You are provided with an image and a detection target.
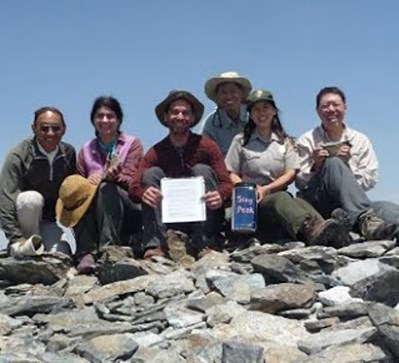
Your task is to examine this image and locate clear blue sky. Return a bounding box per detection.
[1,0,398,202]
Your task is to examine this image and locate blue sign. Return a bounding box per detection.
[232,184,257,233]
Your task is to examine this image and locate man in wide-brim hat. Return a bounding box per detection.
[200,71,252,155]
[129,90,233,260]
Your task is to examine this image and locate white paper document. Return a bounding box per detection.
[161,177,206,223]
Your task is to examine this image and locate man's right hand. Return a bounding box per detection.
[142,187,162,208]
[312,146,328,171]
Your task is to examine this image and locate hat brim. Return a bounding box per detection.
[56,183,98,228]
[205,77,252,103]
[155,91,204,128]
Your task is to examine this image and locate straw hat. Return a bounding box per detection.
[155,90,204,128]
[56,175,98,228]
[204,71,252,103]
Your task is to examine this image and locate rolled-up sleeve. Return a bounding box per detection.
[352,135,378,191]
[284,140,300,171]
[295,136,315,191]
[225,135,242,173]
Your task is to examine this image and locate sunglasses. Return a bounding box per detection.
[39,125,62,133]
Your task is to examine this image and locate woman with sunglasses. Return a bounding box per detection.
[0,106,76,257]
[70,96,143,274]
[201,71,252,156]
[225,90,347,246]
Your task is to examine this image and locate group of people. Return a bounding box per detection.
[0,71,397,274]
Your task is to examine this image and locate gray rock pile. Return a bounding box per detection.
[1,238,399,362]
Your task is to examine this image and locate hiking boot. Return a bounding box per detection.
[358,209,397,241]
[330,208,353,248]
[143,247,166,260]
[298,216,339,246]
[77,253,96,275]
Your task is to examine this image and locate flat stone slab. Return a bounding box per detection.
[297,327,377,355]
[338,240,396,258]
[250,282,315,314]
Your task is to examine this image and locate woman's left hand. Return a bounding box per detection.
[103,164,122,180]
[256,185,270,202]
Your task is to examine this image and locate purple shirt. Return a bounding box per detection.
[77,132,144,190]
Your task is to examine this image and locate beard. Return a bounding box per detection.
[169,123,190,135]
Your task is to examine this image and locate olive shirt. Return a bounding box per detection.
[200,104,248,155]
[225,130,299,186]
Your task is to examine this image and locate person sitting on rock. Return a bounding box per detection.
[56,96,143,274]
[295,86,396,241]
[200,71,252,155]
[225,89,346,246]
[0,106,76,257]
[129,90,233,260]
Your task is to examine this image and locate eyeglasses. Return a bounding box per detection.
[39,125,62,133]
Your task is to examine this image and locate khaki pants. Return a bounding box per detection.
[16,191,72,254]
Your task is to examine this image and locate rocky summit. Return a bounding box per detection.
[1,236,399,363]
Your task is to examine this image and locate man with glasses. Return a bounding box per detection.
[0,106,76,257]
[295,86,396,241]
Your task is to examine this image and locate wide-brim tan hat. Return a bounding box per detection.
[155,90,204,128]
[205,71,252,103]
[56,175,98,228]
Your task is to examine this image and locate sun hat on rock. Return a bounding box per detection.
[155,90,204,128]
[56,175,98,228]
[204,71,252,103]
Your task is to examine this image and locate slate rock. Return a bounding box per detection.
[0,255,72,285]
[186,291,226,313]
[332,259,383,286]
[0,295,74,317]
[83,274,157,304]
[297,327,377,355]
[368,303,399,359]
[75,333,139,362]
[210,273,265,303]
[293,342,387,363]
[221,340,264,363]
[337,240,396,258]
[96,257,148,285]
[318,286,363,306]
[351,266,399,306]
[250,282,315,314]
[318,302,369,320]
[279,245,338,274]
[206,301,247,327]
[251,254,310,284]
[213,311,310,347]
[146,270,195,299]
[164,303,204,329]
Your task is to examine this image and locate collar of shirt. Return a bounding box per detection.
[218,104,248,129]
[317,123,352,143]
[36,140,59,158]
[249,129,280,145]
